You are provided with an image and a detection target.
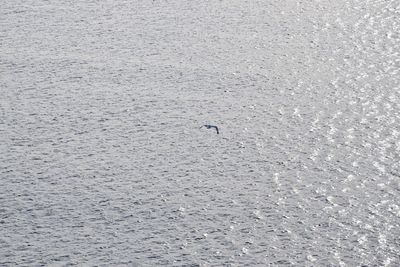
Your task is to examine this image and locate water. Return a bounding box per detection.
[1,0,399,266]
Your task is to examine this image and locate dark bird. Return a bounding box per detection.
[201,124,219,134]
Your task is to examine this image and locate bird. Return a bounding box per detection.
[201,124,219,134]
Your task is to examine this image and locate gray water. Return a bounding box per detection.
[1,0,399,266]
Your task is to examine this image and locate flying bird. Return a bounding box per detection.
[201,124,219,134]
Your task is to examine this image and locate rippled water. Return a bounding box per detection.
[1,0,399,266]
